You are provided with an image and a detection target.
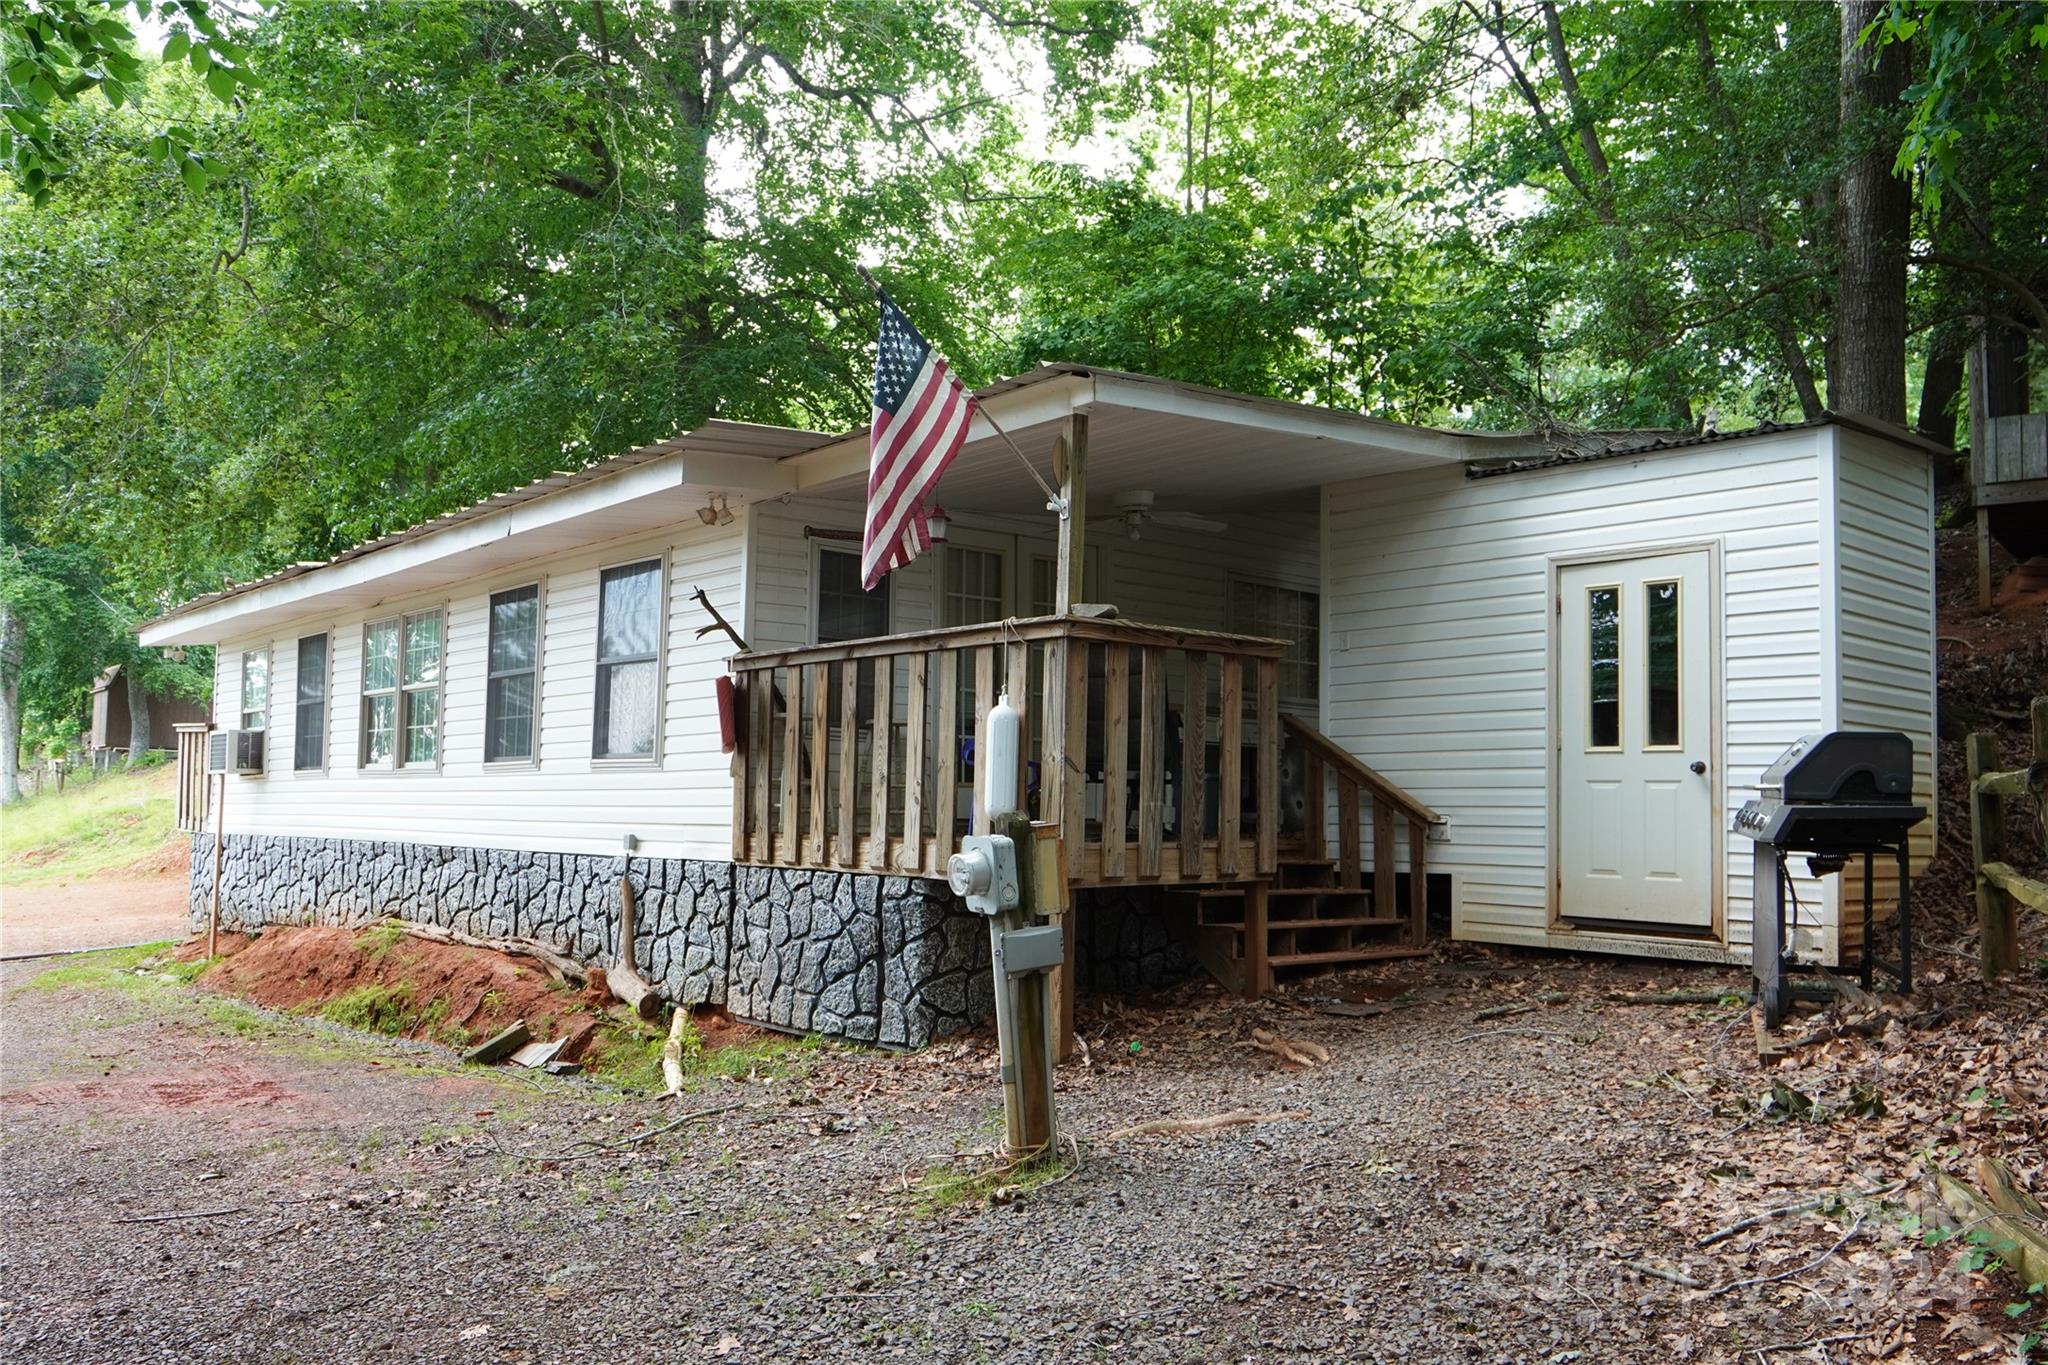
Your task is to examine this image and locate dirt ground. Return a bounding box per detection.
[0,875,190,958]
[2,937,2041,1365]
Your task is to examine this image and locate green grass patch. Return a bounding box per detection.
[1,762,181,885]
[580,1011,823,1095]
[18,941,183,997]
[910,1149,1073,1212]
[355,920,408,958]
[313,982,416,1035]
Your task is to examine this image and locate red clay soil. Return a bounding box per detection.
[195,925,613,1058]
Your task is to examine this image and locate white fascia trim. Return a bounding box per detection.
[679,451,797,495]
[140,457,689,647]
[1085,374,1476,462]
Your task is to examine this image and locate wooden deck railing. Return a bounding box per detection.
[1283,714,1444,946]
[174,722,211,833]
[729,616,1289,887]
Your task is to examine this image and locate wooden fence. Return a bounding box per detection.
[174,723,212,833]
[1966,696,2048,979]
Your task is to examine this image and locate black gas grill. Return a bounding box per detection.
[1733,732,1925,1027]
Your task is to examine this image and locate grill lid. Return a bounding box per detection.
[1758,731,1914,805]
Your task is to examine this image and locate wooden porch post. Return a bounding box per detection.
[1056,413,1088,612]
[1050,418,1085,1058]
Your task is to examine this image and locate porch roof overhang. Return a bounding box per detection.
[138,420,832,647]
[783,364,1534,513]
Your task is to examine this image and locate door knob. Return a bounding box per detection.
[1690,760,1707,775]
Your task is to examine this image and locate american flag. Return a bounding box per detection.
[863,290,975,590]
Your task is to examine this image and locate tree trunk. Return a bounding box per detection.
[1833,0,1911,422]
[125,665,153,765]
[0,602,22,804]
[1916,323,1966,448]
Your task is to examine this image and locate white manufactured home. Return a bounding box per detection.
[143,365,1940,1047]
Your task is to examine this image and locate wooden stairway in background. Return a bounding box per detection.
[1171,854,1428,997]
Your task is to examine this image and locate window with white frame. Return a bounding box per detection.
[815,545,888,643]
[239,648,270,730]
[361,611,442,767]
[1229,578,1320,710]
[485,584,541,763]
[942,544,1005,627]
[594,561,660,759]
[294,634,327,770]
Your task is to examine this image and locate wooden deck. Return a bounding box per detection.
[729,613,1446,1005]
[728,615,1289,888]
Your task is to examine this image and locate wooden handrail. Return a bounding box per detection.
[1280,714,1443,827]
[731,614,1289,672]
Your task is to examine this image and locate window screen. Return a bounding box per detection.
[294,634,327,769]
[486,585,540,762]
[595,561,660,759]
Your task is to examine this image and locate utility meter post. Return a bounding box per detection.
[946,691,1061,1156]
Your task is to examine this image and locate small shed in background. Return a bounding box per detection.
[89,665,208,762]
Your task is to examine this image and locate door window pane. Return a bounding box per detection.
[294,634,327,770]
[595,561,660,758]
[1645,580,1680,748]
[1588,587,1620,749]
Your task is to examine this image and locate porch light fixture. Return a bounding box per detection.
[697,494,734,527]
[925,506,949,544]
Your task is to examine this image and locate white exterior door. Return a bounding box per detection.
[1557,550,1714,929]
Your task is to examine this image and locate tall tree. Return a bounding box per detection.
[1834,0,1911,422]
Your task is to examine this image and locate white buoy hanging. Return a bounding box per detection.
[984,691,1021,820]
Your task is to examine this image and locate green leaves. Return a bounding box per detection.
[1,0,252,203]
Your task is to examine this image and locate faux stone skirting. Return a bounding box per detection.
[189,835,1198,1049]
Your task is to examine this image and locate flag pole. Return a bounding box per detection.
[856,265,1066,515]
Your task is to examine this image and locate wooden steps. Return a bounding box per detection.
[1270,946,1429,968]
[1167,850,1424,997]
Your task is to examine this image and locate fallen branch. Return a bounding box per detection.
[1611,1256,1703,1289]
[379,919,585,986]
[1103,1108,1309,1141]
[608,875,660,1021]
[1936,1169,2048,1285]
[1452,1026,1573,1043]
[1248,1027,1329,1067]
[1606,988,1740,1006]
[508,1101,755,1163]
[1706,1215,1867,1296]
[660,1007,689,1098]
[1697,1180,1906,1248]
[1472,1003,1536,1022]
[111,1206,248,1225]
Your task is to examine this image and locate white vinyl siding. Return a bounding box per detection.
[204,513,747,861]
[1323,429,1837,965]
[1829,428,1939,952]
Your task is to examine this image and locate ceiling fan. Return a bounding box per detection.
[1092,489,1230,541]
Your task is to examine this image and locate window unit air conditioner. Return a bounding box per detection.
[205,728,265,776]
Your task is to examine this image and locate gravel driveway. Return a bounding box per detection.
[0,946,2027,1363]
[0,876,190,958]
